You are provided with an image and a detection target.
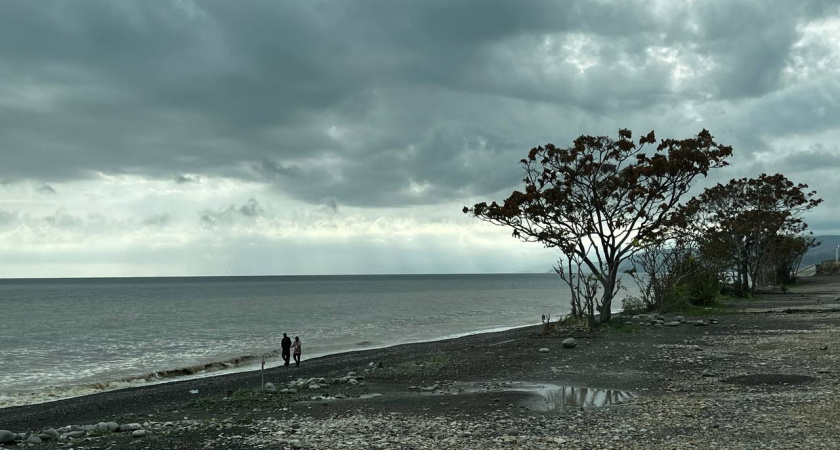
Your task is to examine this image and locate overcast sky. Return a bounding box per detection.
[1,0,839,278]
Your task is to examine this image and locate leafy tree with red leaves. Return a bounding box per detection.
[464,129,732,323]
[680,174,822,294]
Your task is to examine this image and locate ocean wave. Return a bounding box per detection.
[0,350,281,409]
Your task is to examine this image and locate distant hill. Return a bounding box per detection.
[803,235,840,266]
[517,235,838,273]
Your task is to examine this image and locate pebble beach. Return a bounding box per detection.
[1,275,839,449]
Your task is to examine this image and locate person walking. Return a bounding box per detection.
[280,333,292,367]
[292,336,302,367]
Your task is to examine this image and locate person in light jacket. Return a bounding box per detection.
[292,336,302,367]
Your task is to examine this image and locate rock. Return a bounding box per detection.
[117,423,142,432]
[42,428,60,438]
[505,428,520,436]
[36,433,52,441]
[106,422,119,432]
[347,372,357,377]
[664,321,680,327]
[64,431,86,439]
[562,338,577,349]
[348,378,359,385]
[70,425,84,432]
[94,422,110,432]
[701,369,716,377]
[710,319,718,324]
[820,345,829,351]
[0,430,15,444]
[264,382,277,392]
[538,347,550,353]
[675,316,685,323]
[27,435,42,444]
[164,422,174,427]
[369,362,376,367]
[131,430,148,438]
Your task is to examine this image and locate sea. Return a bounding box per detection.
[0,273,635,408]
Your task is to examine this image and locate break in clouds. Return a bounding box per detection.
[1,0,839,276]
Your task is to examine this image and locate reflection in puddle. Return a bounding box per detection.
[455,382,633,411]
[520,384,633,411]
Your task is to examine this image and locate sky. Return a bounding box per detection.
[1,0,839,278]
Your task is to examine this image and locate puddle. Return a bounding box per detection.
[453,382,633,411]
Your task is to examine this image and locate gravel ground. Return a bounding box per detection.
[1,276,838,449]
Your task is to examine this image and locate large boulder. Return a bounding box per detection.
[0,430,16,444]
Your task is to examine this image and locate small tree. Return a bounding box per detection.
[680,174,822,294]
[627,239,694,312]
[758,234,818,285]
[464,129,732,323]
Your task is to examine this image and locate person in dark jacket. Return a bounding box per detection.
[280,333,292,367]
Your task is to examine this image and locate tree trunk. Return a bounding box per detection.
[599,265,618,323]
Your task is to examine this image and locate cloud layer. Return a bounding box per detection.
[1,0,839,276]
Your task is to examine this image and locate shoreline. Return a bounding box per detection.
[0,322,541,411]
[2,276,838,449]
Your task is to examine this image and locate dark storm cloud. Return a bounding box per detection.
[37,183,57,195]
[175,174,199,184]
[199,198,263,227]
[1,0,839,206]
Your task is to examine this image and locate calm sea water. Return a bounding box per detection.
[0,274,632,408]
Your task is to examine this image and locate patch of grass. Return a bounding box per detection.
[187,387,295,412]
[367,353,451,379]
[602,321,641,333]
[86,429,111,438]
[661,301,737,316]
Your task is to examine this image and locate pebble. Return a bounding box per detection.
[562,338,577,349]
[539,348,550,353]
[117,423,142,432]
[132,430,148,438]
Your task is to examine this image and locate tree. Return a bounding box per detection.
[679,174,822,294]
[464,129,732,323]
[758,234,818,285]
